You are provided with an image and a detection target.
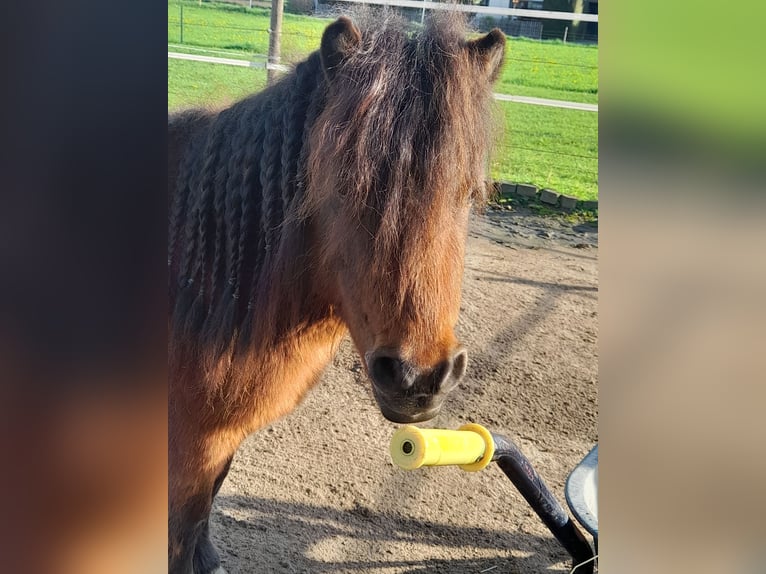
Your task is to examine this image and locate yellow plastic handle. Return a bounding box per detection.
[389,423,495,472]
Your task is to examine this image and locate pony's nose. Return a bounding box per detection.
[366,348,468,393]
[367,352,418,392]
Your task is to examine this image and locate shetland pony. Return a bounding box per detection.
[168,13,505,573]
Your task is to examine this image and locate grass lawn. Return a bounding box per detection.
[168,1,598,199]
[495,38,598,105]
[492,103,598,201]
[168,59,267,109]
[168,3,329,62]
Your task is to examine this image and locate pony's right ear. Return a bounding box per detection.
[320,16,362,81]
[465,28,506,84]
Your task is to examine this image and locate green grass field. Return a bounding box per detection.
[168,1,598,200]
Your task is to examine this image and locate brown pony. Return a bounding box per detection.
[168,12,505,573]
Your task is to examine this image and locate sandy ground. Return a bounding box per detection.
[212,211,598,573]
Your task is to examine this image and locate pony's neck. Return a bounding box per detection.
[246,214,342,348]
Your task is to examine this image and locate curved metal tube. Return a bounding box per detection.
[491,433,595,574]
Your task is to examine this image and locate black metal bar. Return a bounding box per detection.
[491,434,595,573]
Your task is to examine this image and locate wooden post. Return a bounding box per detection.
[571,0,584,40]
[267,0,285,85]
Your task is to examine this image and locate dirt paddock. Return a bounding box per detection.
[212,212,598,573]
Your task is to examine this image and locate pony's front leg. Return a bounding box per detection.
[193,520,227,574]
[168,489,208,574]
[193,457,233,574]
[169,323,344,572]
[168,436,234,574]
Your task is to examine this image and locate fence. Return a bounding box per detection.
[169,5,598,89]
[189,0,598,41]
[327,0,598,42]
[168,1,598,198]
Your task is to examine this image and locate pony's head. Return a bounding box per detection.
[305,15,505,423]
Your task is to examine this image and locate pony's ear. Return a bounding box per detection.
[465,28,506,83]
[320,17,362,81]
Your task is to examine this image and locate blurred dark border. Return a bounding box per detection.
[0,1,167,571]
[0,0,166,386]
[601,2,766,572]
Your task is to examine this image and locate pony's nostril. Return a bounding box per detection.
[429,361,451,393]
[370,355,402,389]
[451,349,468,381]
[368,353,420,391]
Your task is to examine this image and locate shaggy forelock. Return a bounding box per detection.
[305,12,497,239]
[304,11,499,306]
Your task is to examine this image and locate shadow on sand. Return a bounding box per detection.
[211,494,571,573]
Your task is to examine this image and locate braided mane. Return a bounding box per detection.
[168,12,500,359]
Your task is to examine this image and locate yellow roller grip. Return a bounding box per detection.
[389,423,495,472]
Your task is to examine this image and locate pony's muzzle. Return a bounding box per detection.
[365,348,468,423]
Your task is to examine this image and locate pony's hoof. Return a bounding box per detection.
[212,568,227,574]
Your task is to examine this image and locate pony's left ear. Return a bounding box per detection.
[465,28,506,83]
[320,16,362,82]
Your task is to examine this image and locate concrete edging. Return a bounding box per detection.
[493,181,598,211]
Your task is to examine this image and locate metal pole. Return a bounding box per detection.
[180,4,184,44]
[267,0,285,85]
[563,26,568,43]
[492,434,595,574]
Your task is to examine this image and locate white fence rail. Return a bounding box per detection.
[330,0,598,22]
[168,51,598,112]
[168,51,290,71]
[493,93,597,112]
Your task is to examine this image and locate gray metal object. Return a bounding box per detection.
[565,444,598,539]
